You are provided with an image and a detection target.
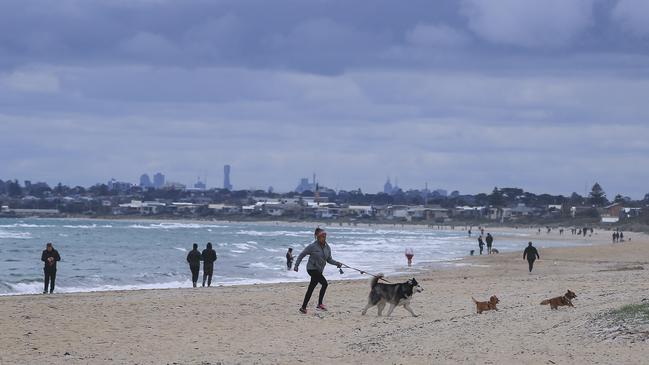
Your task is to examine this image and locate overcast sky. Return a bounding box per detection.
[1,0,648,197]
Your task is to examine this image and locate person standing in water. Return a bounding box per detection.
[286,248,294,270]
[294,228,342,314]
[485,233,494,255]
[478,236,485,255]
[186,243,202,288]
[523,242,540,273]
[201,242,217,287]
[405,247,414,266]
[41,242,61,294]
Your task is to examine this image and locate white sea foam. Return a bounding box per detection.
[128,223,229,230]
[0,230,31,239]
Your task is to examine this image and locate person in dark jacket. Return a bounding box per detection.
[485,233,494,254]
[523,242,540,273]
[186,243,202,288]
[41,242,61,294]
[294,228,342,314]
[478,236,485,255]
[201,242,217,287]
[286,248,294,270]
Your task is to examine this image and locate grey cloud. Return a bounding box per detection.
[612,0,649,37]
[460,0,595,48]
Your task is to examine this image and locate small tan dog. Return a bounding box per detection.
[541,290,577,310]
[472,295,499,314]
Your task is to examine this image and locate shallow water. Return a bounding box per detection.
[0,218,588,295]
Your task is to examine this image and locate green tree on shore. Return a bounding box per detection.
[589,182,607,207]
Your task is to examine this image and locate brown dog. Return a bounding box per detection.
[472,295,499,314]
[540,290,577,310]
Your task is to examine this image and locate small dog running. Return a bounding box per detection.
[361,274,423,317]
[472,295,499,314]
[541,290,577,310]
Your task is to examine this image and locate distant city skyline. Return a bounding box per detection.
[2,1,649,198]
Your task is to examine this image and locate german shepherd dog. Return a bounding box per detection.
[472,295,499,314]
[541,290,577,310]
[361,274,423,317]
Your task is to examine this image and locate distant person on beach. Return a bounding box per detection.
[405,247,414,266]
[41,242,61,294]
[478,236,485,255]
[286,248,294,270]
[294,228,342,314]
[468,229,472,237]
[186,243,202,288]
[486,233,494,254]
[201,242,217,287]
[523,242,540,273]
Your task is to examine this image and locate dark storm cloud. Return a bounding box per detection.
[1,0,649,197]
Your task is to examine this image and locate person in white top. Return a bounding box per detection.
[405,248,414,267]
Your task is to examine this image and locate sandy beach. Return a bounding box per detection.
[1,228,648,364]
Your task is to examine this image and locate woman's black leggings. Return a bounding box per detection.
[302,269,328,308]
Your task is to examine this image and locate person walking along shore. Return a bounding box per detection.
[523,242,540,273]
[41,242,61,294]
[187,243,202,288]
[201,242,217,287]
[294,228,342,314]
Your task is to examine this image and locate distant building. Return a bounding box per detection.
[383,178,393,194]
[107,178,133,192]
[140,174,152,188]
[153,173,165,189]
[295,174,317,193]
[223,165,233,190]
[194,178,206,190]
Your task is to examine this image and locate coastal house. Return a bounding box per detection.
[208,204,241,214]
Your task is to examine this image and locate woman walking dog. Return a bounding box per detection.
[294,228,342,314]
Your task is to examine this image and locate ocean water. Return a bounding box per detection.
[0,218,590,295]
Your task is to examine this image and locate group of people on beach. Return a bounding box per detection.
[477,233,495,255]
[612,230,625,243]
[185,242,218,287]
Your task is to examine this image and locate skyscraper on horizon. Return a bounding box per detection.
[223,165,233,190]
[153,172,165,189]
[140,173,152,188]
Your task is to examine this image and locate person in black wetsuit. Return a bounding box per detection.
[286,248,294,270]
[41,242,61,294]
[201,242,217,287]
[523,242,540,273]
[186,243,202,288]
[478,236,485,255]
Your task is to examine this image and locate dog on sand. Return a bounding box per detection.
[361,274,423,317]
[541,290,577,310]
[472,295,499,314]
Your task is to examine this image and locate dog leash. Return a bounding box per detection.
[339,263,392,283]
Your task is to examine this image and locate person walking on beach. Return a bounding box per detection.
[41,242,61,294]
[201,242,217,287]
[523,242,540,273]
[286,248,294,270]
[405,247,414,267]
[485,233,494,254]
[294,228,342,314]
[478,236,485,255]
[186,243,202,288]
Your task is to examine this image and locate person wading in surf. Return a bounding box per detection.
[294,228,342,314]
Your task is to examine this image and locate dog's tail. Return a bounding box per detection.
[471,297,477,303]
[371,273,384,288]
[540,299,551,305]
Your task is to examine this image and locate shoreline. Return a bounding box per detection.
[2,228,642,298]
